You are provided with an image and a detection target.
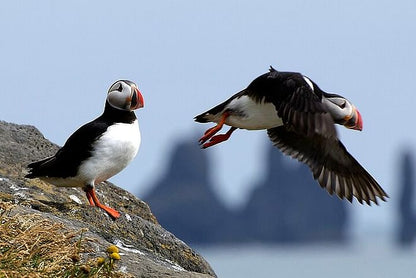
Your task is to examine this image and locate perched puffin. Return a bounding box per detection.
[195,67,388,205]
[26,80,144,219]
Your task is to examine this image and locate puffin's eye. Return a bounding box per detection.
[339,101,346,109]
[117,84,123,92]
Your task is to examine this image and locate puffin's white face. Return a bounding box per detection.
[107,80,144,111]
[323,95,363,131]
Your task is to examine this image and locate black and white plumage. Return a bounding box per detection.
[26,80,144,218]
[195,67,387,205]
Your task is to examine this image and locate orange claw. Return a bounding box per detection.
[85,188,121,219]
[202,127,237,148]
[199,112,230,145]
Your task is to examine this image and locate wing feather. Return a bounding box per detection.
[267,126,388,204]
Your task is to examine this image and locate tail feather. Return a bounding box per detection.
[195,96,231,123]
[194,113,210,123]
[25,156,55,178]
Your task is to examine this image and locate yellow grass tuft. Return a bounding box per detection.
[0,202,133,278]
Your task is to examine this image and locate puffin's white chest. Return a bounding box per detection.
[78,120,141,184]
[225,95,283,130]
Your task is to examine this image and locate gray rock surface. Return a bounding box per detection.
[0,120,216,278]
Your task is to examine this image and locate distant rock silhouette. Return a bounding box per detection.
[397,150,416,246]
[144,139,231,244]
[144,138,348,245]
[243,146,347,243]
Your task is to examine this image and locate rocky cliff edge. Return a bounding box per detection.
[0,120,215,278]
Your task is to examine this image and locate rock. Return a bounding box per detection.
[397,150,416,246]
[0,120,216,278]
[144,137,348,245]
[242,146,348,243]
[144,139,232,244]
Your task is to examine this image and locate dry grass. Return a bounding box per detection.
[0,202,133,278]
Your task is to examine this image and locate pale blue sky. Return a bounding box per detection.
[2,0,416,240]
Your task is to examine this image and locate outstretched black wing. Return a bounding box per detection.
[267,126,388,204]
[261,70,387,204]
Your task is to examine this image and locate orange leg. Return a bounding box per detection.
[86,191,95,206]
[199,112,230,145]
[85,188,121,219]
[202,127,237,149]
[203,125,219,135]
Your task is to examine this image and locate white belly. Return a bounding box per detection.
[77,120,141,185]
[225,95,283,130]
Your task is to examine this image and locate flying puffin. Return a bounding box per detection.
[26,80,144,219]
[195,67,388,205]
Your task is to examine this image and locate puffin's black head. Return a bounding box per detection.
[107,80,144,111]
[323,93,363,131]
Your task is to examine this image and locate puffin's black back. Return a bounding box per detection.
[26,102,136,179]
[244,67,324,103]
[195,67,326,125]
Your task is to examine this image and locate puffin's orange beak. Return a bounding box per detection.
[344,107,363,131]
[130,88,144,110]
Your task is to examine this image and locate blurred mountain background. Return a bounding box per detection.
[144,137,415,247]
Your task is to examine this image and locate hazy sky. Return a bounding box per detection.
[2,0,416,239]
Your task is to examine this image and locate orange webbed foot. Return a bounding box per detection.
[85,188,120,219]
[198,112,230,146]
[202,127,237,148]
